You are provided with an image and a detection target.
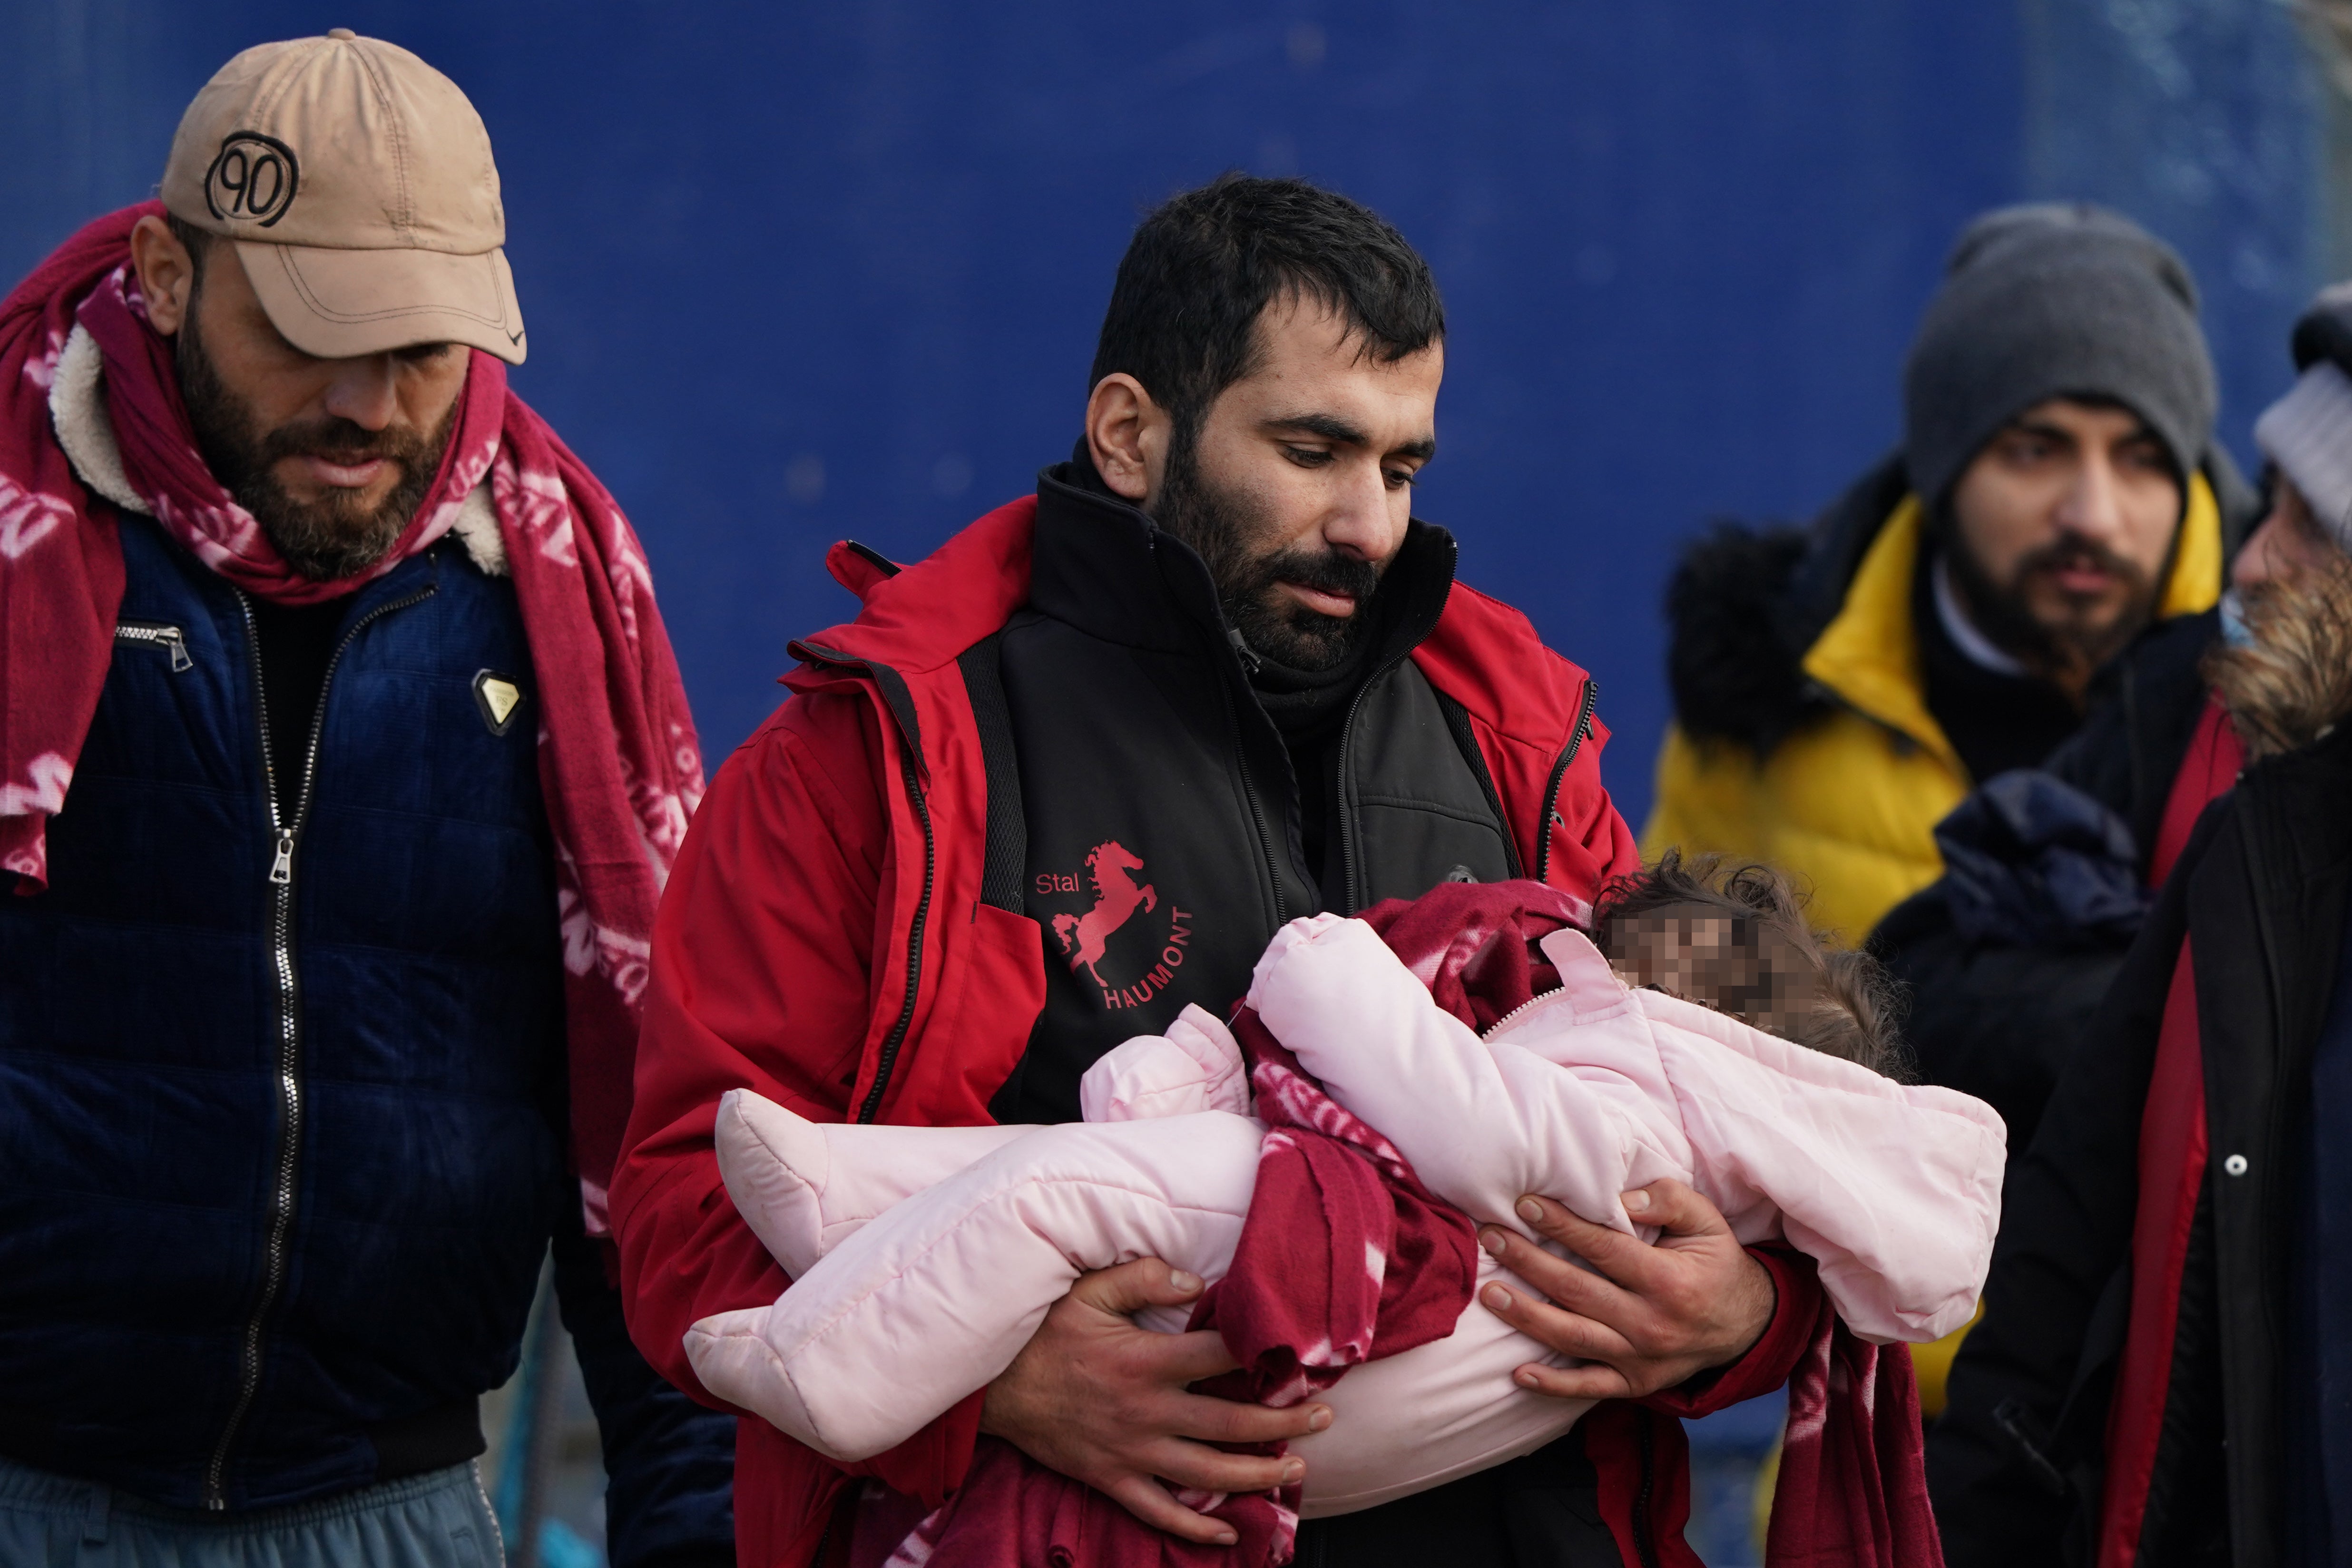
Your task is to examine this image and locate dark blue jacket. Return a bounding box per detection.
[0,514,733,1564]
[1870,608,2220,1177]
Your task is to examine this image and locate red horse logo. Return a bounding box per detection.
[1053,841,1157,988]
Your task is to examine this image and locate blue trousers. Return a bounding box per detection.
[0,1459,503,1568]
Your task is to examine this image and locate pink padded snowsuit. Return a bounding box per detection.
[684,914,2005,1517]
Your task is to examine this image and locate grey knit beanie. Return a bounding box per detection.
[1902,203,2216,511]
[2254,282,2352,552]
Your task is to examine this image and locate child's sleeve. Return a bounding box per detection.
[1246,916,1691,1236]
[1644,1005,2005,1343]
[687,1111,1264,1463]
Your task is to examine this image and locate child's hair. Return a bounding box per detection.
[1590,850,1910,1079]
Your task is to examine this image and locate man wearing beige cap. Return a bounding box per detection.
[0,31,734,1567]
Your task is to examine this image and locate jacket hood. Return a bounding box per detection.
[1667,449,2248,758]
[2207,564,2352,760]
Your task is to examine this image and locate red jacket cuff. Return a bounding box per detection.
[1642,1246,1823,1420]
[839,1388,987,1507]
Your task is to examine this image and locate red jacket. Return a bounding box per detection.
[614,494,1817,1566]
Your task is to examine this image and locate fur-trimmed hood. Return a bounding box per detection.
[2207,566,2352,761]
[1665,454,1911,756]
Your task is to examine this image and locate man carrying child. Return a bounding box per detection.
[617,174,1835,1568]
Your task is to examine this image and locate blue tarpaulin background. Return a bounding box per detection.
[4,9,2336,1559]
[4,2,2328,829]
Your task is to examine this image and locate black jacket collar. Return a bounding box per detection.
[1029,461,1218,655]
[1028,458,1457,676]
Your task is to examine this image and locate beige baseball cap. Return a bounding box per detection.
[160,29,526,364]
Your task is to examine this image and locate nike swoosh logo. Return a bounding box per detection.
[507,327,524,344]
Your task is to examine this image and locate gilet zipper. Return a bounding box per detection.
[1214,662,1290,928]
[114,620,193,672]
[1332,645,1423,911]
[203,579,436,1509]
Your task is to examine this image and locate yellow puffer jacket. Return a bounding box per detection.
[1642,479,2223,946]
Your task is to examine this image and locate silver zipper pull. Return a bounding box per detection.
[1226,627,1264,674]
[268,829,295,886]
[114,622,195,673]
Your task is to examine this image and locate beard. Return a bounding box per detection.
[176,315,455,582]
[1152,424,1385,671]
[1944,523,2161,686]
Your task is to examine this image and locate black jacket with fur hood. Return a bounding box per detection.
[1870,607,2219,1174]
[1930,568,2352,1568]
[1666,456,1911,761]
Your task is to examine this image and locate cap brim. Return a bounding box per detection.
[235,240,527,365]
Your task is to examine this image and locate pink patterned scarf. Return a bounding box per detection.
[0,204,702,1234]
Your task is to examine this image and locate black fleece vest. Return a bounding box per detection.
[985,471,1515,1125]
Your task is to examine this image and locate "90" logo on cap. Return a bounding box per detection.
[205,132,300,227]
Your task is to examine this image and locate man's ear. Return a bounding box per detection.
[1084,372,1169,504]
[128,215,197,337]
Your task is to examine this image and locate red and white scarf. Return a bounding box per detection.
[0,204,703,1234]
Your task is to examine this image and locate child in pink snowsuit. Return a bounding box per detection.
[684,860,2005,1520]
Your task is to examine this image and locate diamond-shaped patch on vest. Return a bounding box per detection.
[472,670,526,736]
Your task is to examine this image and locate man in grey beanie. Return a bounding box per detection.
[1903,204,2218,526]
[1876,274,2352,1205]
[1870,247,2352,1456]
[1643,201,2255,960]
[1650,202,2257,1413]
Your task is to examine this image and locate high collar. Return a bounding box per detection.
[1928,551,2028,677]
[1029,461,1220,654]
[1027,457,1459,678]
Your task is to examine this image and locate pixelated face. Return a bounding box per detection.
[1603,902,1819,1037]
